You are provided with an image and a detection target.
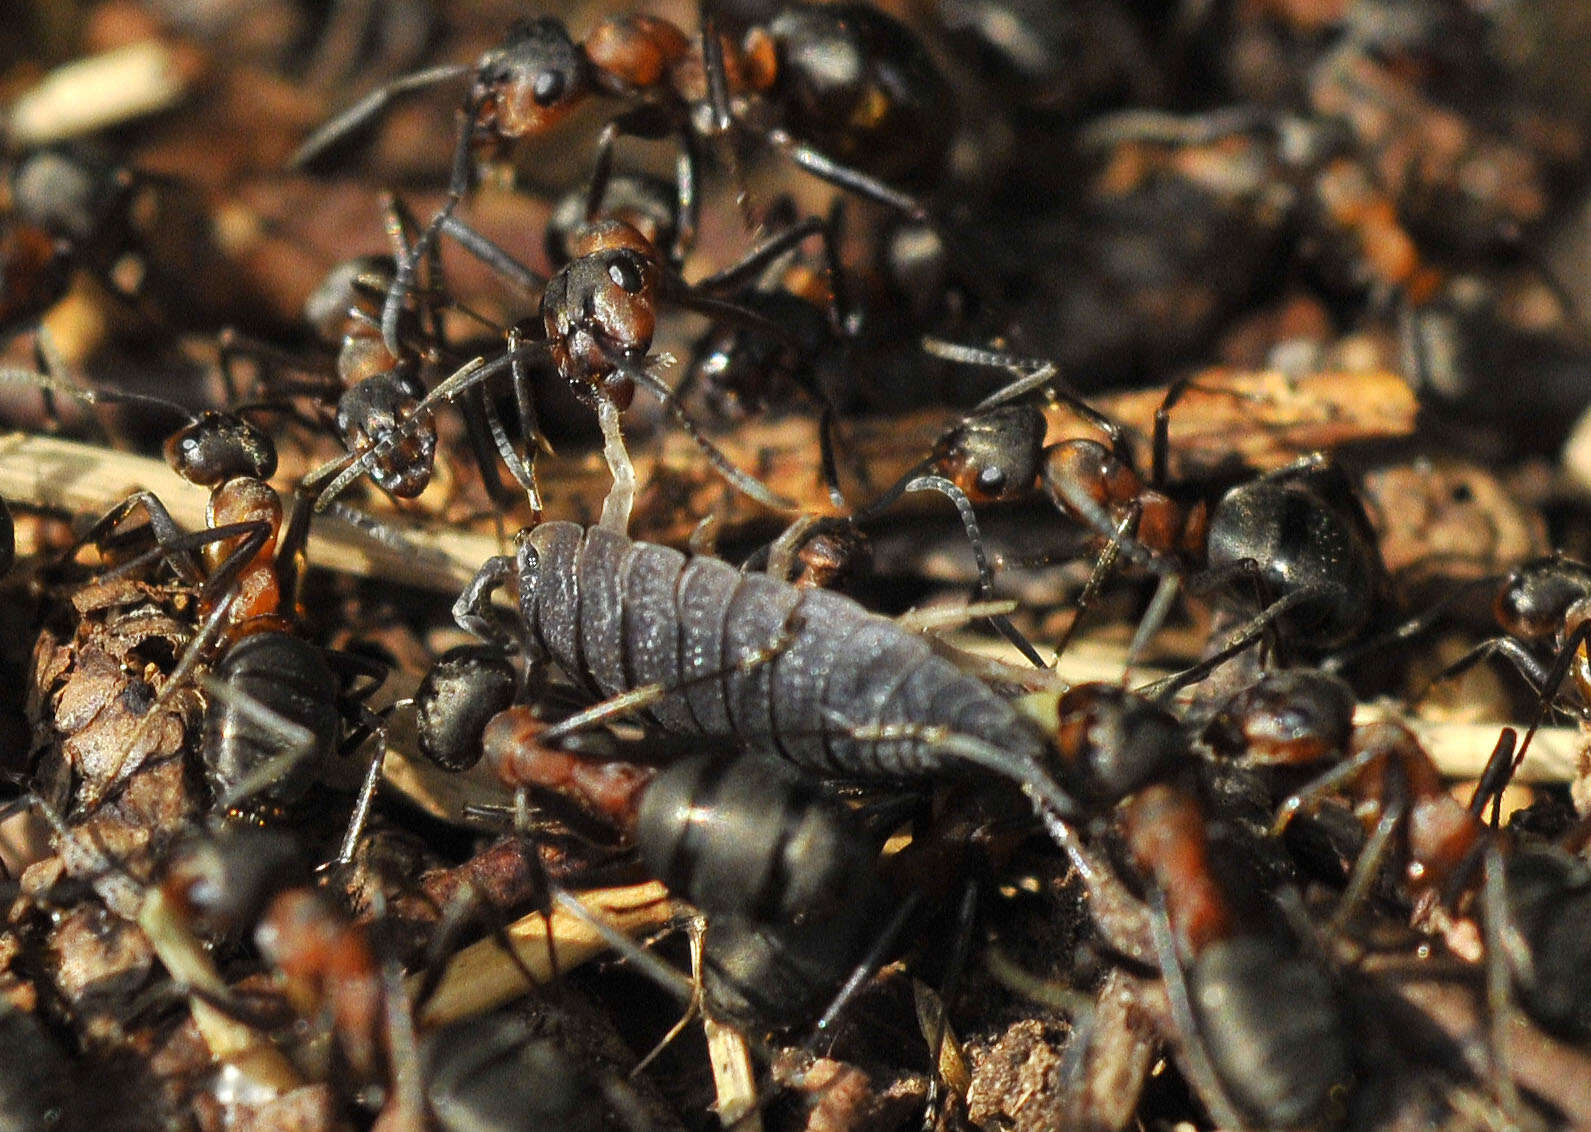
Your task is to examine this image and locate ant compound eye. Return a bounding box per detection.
[976,466,1007,495]
[532,69,567,106]
[608,257,644,293]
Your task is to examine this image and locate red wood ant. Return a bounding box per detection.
[11,367,390,830]
[1122,779,1354,1129]
[308,215,827,530]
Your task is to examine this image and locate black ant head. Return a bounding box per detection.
[416,645,518,772]
[1495,556,1591,641]
[931,403,1044,503]
[336,369,437,498]
[159,826,307,939]
[542,221,661,408]
[9,145,133,248]
[302,254,395,343]
[1051,683,1187,805]
[1203,669,1356,767]
[164,411,278,486]
[473,18,593,139]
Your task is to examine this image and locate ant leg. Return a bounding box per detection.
[673,115,703,259]
[1323,575,1499,675]
[699,8,733,136]
[381,97,480,355]
[806,892,921,1042]
[1329,803,1404,933]
[216,328,326,404]
[1271,741,1406,836]
[765,130,928,222]
[336,704,393,866]
[1137,588,1311,702]
[626,364,797,513]
[1507,616,1591,775]
[290,63,471,168]
[822,199,853,336]
[765,515,821,582]
[551,888,695,1003]
[434,212,544,292]
[903,474,1045,667]
[918,883,977,1112]
[452,554,525,653]
[481,367,543,519]
[691,217,826,296]
[1468,728,1519,827]
[1054,504,1141,662]
[459,381,528,512]
[68,490,205,584]
[1422,636,1551,703]
[1479,846,1526,1122]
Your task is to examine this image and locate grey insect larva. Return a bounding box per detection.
[463,521,1075,816]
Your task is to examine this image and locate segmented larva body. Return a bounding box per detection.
[519,521,1049,784]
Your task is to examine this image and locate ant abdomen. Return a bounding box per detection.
[634,752,878,924]
[1502,846,1591,1041]
[203,632,341,817]
[1189,933,1353,1128]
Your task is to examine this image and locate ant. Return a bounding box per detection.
[12,367,390,831]
[0,146,143,342]
[229,195,549,520]
[309,215,827,531]
[154,828,403,1104]
[1122,779,1355,1129]
[1271,718,1591,1047]
[295,4,958,355]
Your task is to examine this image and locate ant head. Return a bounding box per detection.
[1495,555,1591,640]
[164,411,277,486]
[542,221,661,408]
[335,370,437,498]
[159,827,307,938]
[473,18,593,139]
[931,403,1044,503]
[415,645,518,772]
[1203,669,1356,767]
[302,255,395,343]
[1051,683,1186,805]
[1206,462,1383,649]
[9,145,132,247]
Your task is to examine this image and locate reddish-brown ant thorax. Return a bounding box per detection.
[204,477,285,627]
[1346,722,1480,897]
[1043,438,1142,513]
[735,27,780,93]
[584,16,690,90]
[1121,783,1236,955]
[481,705,656,829]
